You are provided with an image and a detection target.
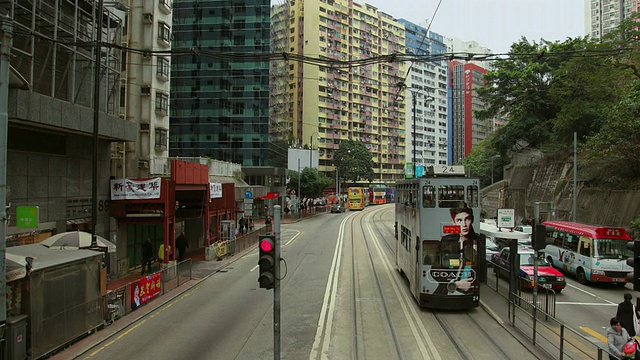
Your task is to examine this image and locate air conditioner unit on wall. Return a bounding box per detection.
[143,13,153,24]
[141,86,151,95]
[138,160,149,169]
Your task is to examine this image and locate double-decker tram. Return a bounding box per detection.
[395,165,483,309]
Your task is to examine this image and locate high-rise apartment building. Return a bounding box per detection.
[399,20,449,170]
[449,61,489,163]
[169,0,272,166]
[585,0,635,39]
[116,0,173,177]
[271,0,407,183]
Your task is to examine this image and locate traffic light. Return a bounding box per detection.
[258,234,276,289]
[626,240,640,291]
[533,224,548,251]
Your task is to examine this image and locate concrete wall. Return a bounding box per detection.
[6,133,112,240]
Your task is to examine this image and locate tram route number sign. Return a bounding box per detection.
[497,208,515,228]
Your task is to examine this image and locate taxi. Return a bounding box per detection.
[491,246,566,292]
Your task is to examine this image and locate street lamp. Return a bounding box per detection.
[410,91,435,178]
[91,0,105,247]
[491,154,501,184]
[309,131,319,169]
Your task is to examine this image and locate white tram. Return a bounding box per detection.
[395,166,483,309]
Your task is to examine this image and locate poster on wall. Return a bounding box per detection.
[110,178,161,200]
[130,272,162,310]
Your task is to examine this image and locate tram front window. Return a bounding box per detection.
[423,239,476,267]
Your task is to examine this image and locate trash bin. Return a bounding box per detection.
[5,314,28,360]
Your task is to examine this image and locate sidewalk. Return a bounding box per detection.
[51,213,315,359]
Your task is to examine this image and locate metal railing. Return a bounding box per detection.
[485,259,619,359]
[103,259,193,324]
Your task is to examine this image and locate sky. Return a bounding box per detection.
[359,0,586,54]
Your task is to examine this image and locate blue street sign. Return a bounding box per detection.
[245,190,253,199]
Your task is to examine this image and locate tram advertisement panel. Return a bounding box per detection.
[422,206,479,296]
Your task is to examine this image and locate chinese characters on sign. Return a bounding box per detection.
[210,182,222,199]
[16,206,39,228]
[110,178,161,200]
[605,228,622,237]
[130,272,162,310]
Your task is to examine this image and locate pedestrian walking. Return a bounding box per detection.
[176,232,189,262]
[607,317,640,360]
[141,238,154,275]
[239,217,245,235]
[617,293,640,337]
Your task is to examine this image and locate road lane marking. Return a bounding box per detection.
[565,283,617,305]
[556,302,617,306]
[309,213,354,360]
[580,326,607,343]
[285,230,302,246]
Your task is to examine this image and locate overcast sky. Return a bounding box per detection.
[361,0,586,54]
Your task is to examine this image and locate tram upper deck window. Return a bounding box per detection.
[438,185,465,208]
[466,185,479,208]
[422,185,435,208]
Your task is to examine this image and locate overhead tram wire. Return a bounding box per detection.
[13,27,633,70]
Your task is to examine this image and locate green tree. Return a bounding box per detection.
[333,140,375,184]
[464,139,504,187]
[583,81,640,183]
[476,37,592,154]
[286,168,331,198]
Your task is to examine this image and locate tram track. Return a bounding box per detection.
[348,207,404,360]
[362,204,544,360]
[432,310,513,360]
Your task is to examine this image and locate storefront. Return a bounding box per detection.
[109,160,235,276]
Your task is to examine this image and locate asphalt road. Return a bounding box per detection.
[64,204,576,360]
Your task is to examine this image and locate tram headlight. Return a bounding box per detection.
[446,280,457,293]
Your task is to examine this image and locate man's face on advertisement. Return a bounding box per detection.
[453,212,472,236]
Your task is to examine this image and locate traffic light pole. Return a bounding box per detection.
[273,205,281,360]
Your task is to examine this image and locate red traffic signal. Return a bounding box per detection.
[260,238,273,252]
[258,235,276,289]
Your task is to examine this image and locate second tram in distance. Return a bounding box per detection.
[395,166,484,310]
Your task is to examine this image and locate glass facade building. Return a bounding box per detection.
[170,0,271,166]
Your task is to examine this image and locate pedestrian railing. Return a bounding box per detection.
[103,259,193,325]
[485,259,618,359]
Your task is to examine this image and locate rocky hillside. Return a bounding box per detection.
[498,159,640,230]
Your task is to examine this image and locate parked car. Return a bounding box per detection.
[331,203,345,213]
[491,246,566,292]
[485,238,501,265]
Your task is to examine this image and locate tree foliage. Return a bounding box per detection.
[475,14,640,188]
[286,167,332,198]
[333,140,375,184]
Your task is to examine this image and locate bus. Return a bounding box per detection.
[347,187,368,211]
[542,221,632,285]
[395,165,483,310]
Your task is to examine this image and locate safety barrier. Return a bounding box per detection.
[210,238,237,259]
[485,259,619,359]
